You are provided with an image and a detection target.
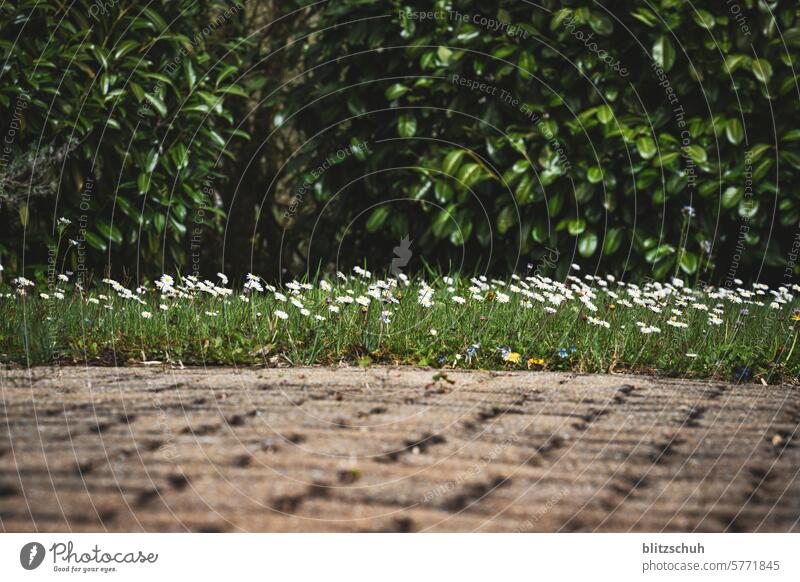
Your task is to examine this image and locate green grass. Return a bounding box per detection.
[1,271,798,383]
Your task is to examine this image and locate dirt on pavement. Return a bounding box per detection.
[1,366,798,532]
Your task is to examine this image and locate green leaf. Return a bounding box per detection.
[442,150,465,175]
[434,181,453,203]
[216,65,238,87]
[596,105,613,124]
[397,113,417,137]
[515,174,535,205]
[550,9,573,30]
[691,9,715,29]
[531,222,547,243]
[456,163,486,187]
[450,219,472,245]
[137,172,151,195]
[722,186,742,208]
[636,136,657,160]
[751,59,773,84]
[567,218,587,236]
[652,35,676,72]
[645,244,675,263]
[725,118,744,145]
[97,222,123,245]
[587,167,603,183]
[511,159,530,174]
[589,12,614,36]
[518,51,536,79]
[113,40,140,60]
[784,28,800,47]
[170,216,187,236]
[747,144,772,161]
[683,145,707,164]
[183,59,196,90]
[141,7,168,32]
[547,192,564,216]
[603,228,623,256]
[216,85,247,98]
[385,83,409,100]
[496,205,517,235]
[84,231,107,252]
[366,206,390,232]
[679,251,698,274]
[143,92,167,118]
[724,54,749,74]
[431,205,455,239]
[578,231,598,257]
[205,129,226,148]
[145,149,159,173]
[630,8,658,27]
[739,198,759,219]
[652,256,675,279]
[153,213,166,233]
[780,151,800,171]
[781,129,800,142]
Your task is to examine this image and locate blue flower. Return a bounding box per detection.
[466,343,480,358]
[569,345,576,353]
[733,365,752,382]
[558,348,568,359]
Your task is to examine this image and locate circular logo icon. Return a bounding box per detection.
[20,542,46,570]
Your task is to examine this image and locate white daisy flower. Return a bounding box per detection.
[587,316,611,328]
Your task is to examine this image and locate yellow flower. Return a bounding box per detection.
[527,357,545,369]
[503,351,521,364]
[791,313,800,322]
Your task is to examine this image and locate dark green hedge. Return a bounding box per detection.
[278,0,800,282]
[1,0,799,283]
[0,0,248,276]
